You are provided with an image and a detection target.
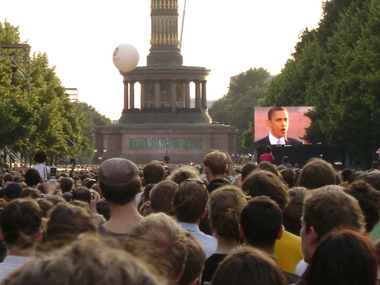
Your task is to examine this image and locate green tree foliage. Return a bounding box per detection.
[75,102,111,163]
[263,0,380,167]
[209,68,271,152]
[0,20,110,165]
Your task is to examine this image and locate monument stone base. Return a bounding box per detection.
[94,122,237,165]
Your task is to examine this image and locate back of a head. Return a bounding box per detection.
[281,156,289,163]
[265,146,272,154]
[208,185,247,242]
[241,163,258,181]
[34,150,47,163]
[43,203,97,251]
[24,168,42,186]
[0,199,42,250]
[59,177,74,193]
[345,180,380,233]
[211,247,287,285]
[143,161,165,185]
[258,161,278,176]
[306,229,377,285]
[2,234,161,285]
[240,196,283,248]
[173,179,209,223]
[355,170,380,191]
[280,167,295,188]
[303,185,365,243]
[98,158,141,205]
[149,180,178,215]
[125,213,188,284]
[282,187,308,236]
[167,165,201,185]
[19,187,41,199]
[203,151,227,176]
[72,186,92,204]
[4,182,23,200]
[242,170,289,210]
[341,168,353,182]
[298,158,338,190]
[178,234,206,285]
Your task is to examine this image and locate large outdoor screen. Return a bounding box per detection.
[254,106,313,145]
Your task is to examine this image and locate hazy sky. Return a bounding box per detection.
[1,0,323,120]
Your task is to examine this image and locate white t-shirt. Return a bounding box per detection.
[32,163,50,182]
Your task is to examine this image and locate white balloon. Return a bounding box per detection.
[112,43,139,72]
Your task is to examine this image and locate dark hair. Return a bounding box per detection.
[240,196,282,247]
[24,168,42,186]
[282,187,308,236]
[0,199,42,249]
[241,163,258,181]
[34,150,47,163]
[306,230,378,285]
[258,161,278,176]
[280,168,296,188]
[59,177,74,193]
[303,186,365,243]
[96,199,110,221]
[298,158,338,190]
[42,203,97,251]
[341,168,354,182]
[178,234,206,285]
[143,161,165,185]
[282,156,289,163]
[100,179,141,205]
[72,186,91,204]
[149,181,178,215]
[355,170,380,191]
[345,180,380,232]
[211,247,287,285]
[173,180,208,223]
[242,170,289,210]
[265,146,272,154]
[268,107,287,120]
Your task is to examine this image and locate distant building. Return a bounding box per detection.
[65,88,78,103]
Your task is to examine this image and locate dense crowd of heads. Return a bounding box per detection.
[0,150,380,284]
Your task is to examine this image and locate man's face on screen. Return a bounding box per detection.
[267,110,289,139]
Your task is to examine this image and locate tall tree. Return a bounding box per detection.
[209,68,271,152]
[263,0,380,167]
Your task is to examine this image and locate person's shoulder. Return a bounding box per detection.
[286,137,304,146]
[255,135,270,145]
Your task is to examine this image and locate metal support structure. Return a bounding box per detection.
[0,44,31,96]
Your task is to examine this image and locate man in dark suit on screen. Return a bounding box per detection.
[255,106,303,146]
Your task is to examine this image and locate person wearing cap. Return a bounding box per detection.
[4,183,22,202]
[97,158,143,241]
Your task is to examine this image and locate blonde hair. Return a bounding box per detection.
[3,234,164,285]
[125,213,188,285]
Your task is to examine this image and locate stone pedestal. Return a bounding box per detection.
[94,122,237,165]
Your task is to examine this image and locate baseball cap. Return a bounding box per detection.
[98,158,139,187]
[4,183,23,198]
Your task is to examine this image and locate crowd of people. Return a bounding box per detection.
[0,149,380,284]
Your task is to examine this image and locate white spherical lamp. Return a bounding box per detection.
[112,43,139,72]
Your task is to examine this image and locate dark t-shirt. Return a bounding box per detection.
[201,253,227,284]
[207,179,230,193]
[98,225,129,245]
